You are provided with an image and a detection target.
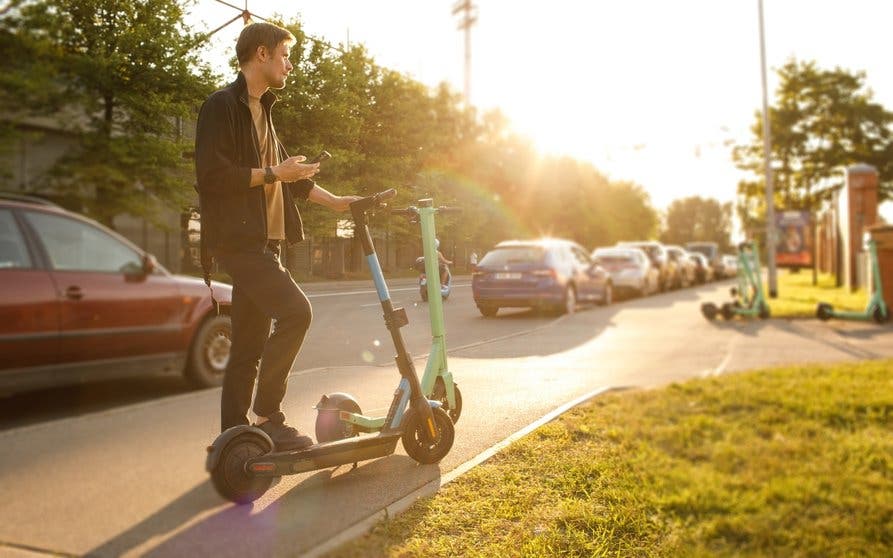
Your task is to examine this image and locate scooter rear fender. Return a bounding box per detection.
[205,425,273,472]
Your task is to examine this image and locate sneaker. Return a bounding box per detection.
[256,411,313,451]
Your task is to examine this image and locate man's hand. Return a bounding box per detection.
[307,185,363,212]
[274,156,319,182]
[331,195,363,212]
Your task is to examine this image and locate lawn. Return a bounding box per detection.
[766,269,870,319]
[326,359,893,557]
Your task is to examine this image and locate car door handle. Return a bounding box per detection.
[65,286,83,300]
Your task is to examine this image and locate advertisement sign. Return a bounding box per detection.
[776,210,812,267]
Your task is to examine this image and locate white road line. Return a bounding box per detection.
[306,284,470,299]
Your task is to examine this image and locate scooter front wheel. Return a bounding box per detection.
[402,407,454,465]
[210,433,273,505]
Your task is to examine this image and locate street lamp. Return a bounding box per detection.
[758,0,778,297]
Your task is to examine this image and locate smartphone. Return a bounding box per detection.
[306,150,331,165]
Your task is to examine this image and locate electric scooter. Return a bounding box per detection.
[416,257,451,302]
[701,241,770,320]
[816,238,889,324]
[395,200,462,423]
[206,189,455,505]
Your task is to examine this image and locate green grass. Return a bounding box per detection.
[327,359,893,557]
[768,270,870,319]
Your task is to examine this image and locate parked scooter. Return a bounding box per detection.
[396,201,462,423]
[701,241,770,321]
[816,238,888,324]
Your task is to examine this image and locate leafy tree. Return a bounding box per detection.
[660,196,732,250]
[733,59,893,233]
[2,0,216,227]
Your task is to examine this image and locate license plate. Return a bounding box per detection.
[495,272,522,280]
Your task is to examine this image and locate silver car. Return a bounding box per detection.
[591,247,659,297]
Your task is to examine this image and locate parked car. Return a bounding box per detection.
[665,245,696,288]
[0,193,233,396]
[591,246,659,298]
[688,252,714,284]
[721,254,739,278]
[472,238,612,317]
[616,241,674,292]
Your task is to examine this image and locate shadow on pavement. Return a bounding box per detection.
[85,455,438,557]
[0,376,198,431]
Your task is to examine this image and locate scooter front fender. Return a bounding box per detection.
[205,425,273,472]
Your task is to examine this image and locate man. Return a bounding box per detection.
[195,22,360,450]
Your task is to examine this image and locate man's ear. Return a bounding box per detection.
[255,44,268,63]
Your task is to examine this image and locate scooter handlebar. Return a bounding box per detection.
[436,206,462,214]
[350,188,397,215]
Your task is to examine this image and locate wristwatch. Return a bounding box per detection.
[264,166,277,184]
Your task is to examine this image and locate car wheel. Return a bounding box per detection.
[478,305,498,317]
[562,285,576,315]
[186,314,231,388]
[600,282,613,306]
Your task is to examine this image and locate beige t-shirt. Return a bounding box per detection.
[248,95,285,240]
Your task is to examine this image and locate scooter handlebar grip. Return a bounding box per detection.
[375,188,397,202]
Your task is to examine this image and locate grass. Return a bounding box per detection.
[326,359,893,557]
[766,270,870,319]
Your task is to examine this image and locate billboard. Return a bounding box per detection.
[776,210,812,267]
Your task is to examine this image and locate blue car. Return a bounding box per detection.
[471,239,612,317]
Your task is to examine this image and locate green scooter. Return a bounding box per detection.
[816,239,888,324]
[701,241,770,320]
[391,199,462,423]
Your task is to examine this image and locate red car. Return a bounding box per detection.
[0,193,232,396]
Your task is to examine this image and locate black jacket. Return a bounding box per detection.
[194,72,315,279]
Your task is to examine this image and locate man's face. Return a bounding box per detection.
[262,41,293,89]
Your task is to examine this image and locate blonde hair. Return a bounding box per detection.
[236,22,296,65]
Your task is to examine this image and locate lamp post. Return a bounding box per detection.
[758,0,778,297]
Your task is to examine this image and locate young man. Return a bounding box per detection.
[195,22,360,450]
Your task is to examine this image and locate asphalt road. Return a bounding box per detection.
[1,277,892,557]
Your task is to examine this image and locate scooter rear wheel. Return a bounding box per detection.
[432,377,462,423]
[720,302,734,321]
[873,306,888,324]
[816,303,833,321]
[402,407,455,465]
[316,395,362,443]
[210,433,273,505]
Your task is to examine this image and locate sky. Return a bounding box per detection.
[186,0,893,218]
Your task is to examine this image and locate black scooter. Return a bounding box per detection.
[205,189,455,505]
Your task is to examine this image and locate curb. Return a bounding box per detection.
[301,385,620,558]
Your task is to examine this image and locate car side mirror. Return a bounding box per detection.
[142,253,157,275]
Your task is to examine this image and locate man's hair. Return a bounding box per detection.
[236,22,296,65]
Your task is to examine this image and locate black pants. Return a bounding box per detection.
[216,241,313,431]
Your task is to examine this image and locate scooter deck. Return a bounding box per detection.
[246,432,401,476]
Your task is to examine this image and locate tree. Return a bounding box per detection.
[2,0,217,227]
[733,59,893,233]
[660,196,732,250]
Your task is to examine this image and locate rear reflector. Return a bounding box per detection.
[532,269,556,278]
[249,463,276,473]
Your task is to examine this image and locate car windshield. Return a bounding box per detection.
[688,245,715,258]
[623,244,658,259]
[595,253,634,263]
[480,247,545,266]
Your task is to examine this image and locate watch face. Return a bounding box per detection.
[265,167,276,183]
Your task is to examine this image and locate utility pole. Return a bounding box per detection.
[758,0,778,297]
[452,0,477,105]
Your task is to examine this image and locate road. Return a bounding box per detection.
[1,277,891,557]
